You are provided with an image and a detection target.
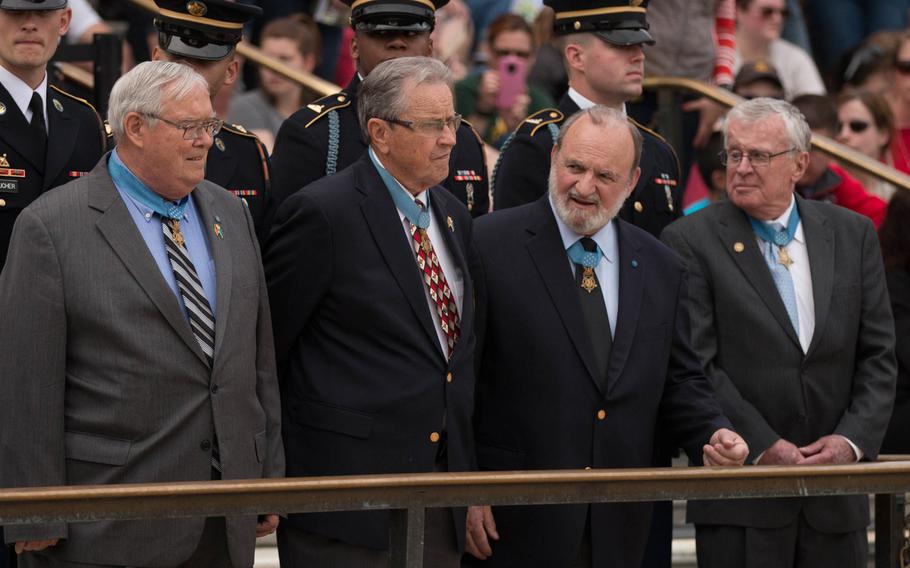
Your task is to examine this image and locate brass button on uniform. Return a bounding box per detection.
[0,198,6,207]
[596,409,606,420]
[430,431,441,443]
[446,372,453,383]
[634,201,644,213]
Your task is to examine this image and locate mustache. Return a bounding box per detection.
[566,187,600,206]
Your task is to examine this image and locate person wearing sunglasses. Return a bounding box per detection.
[792,94,886,228]
[734,0,825,100]
[836,89,897,201]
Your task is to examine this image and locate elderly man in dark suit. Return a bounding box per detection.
[464,105,748,568]
[662,97,897,568]
[0,61,284,568]
[264,56,476,567]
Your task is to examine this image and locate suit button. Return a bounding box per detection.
[200,439,212,451]
[446,372,453,383]
[210,383,219,394]
[596,409,606,420]
[429,432,441,443]
[0,199,6,207]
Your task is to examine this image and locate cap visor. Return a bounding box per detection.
[356,21,431,32]
[594,28,655,47]
[161,35,233,61]
[1,0,67,9]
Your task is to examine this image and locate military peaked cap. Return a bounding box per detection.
[544,0,654,46]
[154,0,261,61]
[0,0,67,10]
[342,0,448,33]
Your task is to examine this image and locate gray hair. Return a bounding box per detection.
[357,56,453,144]
[107,61,210,142]
[556,105,643,176]
[723,97,812,152]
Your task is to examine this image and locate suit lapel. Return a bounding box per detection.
[606,221,643,395]
[525,197,605,393]
[43,89,78,190]
[800,199,834,357]
[193,184,232,363]
[0,83,44,174]
[357,158,442,357]
[716,202,801,348]
[89,155,211,367]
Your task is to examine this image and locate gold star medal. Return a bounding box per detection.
[778,246,793,269]
[580,267,598,293]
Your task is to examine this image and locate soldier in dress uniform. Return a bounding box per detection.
[151,0,273,239]
[0,0,107,270]
[492,0,681,239]
[268,0,489,220]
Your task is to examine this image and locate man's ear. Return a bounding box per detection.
[122,112,146,148]
[563,42,585,74]
[57,7,72,37]
[367,117,390,155]
[223,56,240,88]
[791,151,810,182]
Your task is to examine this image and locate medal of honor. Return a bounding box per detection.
[581,266,598,293]
[778,246,793,269]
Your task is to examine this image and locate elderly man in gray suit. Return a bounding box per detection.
[662,97,896,568]
[0,61,284,568]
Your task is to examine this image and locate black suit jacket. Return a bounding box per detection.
[269,76,489,221]
[467,196,730,567]
[0,83,107,269]
[493,94,682,238]
[662,198,896,532]
[882,267,910,453]
[264,153,477,550]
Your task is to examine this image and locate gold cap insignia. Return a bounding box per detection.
[307,103,325,113]
[754,61,770,72]
[0,154,9,168]
[53,98,63,112]
[187,1,207,17]
[215,137,225,152]
[0,102,6,116]
[574,20,582,30]
[733,242,745,253]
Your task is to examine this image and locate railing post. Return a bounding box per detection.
[389,506,425,568]
[875,492,905,568]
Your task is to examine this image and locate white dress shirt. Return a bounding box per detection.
[0,64,48,131]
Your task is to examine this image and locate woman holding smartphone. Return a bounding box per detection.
[455,13,554,148]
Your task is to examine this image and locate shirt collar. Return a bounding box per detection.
[548,194,617,264]
[766,195,804,244]
[566,87,627,116]
[0,64,47,120]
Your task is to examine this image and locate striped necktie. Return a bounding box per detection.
[161,216,220,471]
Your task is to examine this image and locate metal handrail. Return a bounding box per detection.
[2,462,909,567]
[644,76,910,192]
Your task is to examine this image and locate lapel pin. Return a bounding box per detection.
[214,215,223,239]
[0,102,6,115]
[733,242,745,253]
[53,98,63,112]
[215,137,225,152]
[447,216,454,232]
[631,260,639,268]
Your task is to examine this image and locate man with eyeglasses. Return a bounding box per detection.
[0,0,108,272]
[0,60,284,568]
[150,0,273,240]
[268,0,489,221]
[492,0,682,240]
[264,56,477,568]
[662,97,896,568]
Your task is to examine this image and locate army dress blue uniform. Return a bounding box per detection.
[0,84,107,268]
[492,93,682,238]
[270,75,489,219]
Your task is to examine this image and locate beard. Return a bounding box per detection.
[548,168,626,235]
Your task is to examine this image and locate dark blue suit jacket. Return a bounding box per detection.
[468,196,730,567]
[264,153,477,551]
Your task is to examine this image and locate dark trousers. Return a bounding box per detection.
[695,514,867,568]
[277,507,461,568]
[17,517,232,568]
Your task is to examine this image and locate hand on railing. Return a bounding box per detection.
[465,504,499,560]
[799,435,858,465]
[757,438,804,465]
[14,539,58,554]
[256,514,280,538]
[703,428,749,466]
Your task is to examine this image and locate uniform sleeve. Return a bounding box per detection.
[0,208,69,543]
[493,131,551,210]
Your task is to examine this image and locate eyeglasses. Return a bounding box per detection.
[837,119,871,134]
[895,60,910,74]
[720,147,795,167]
[384,114,462,137]
[759,6,790,19]
[143,113,224,140]
[492,49,531,59]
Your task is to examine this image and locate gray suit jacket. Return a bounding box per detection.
[662,197,896,532]
[0,155,284,567]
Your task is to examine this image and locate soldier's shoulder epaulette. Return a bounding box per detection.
[460,118,484,145]
[49,84,99,115]
[221,122,260,139]
[517,108,564,137]
[627,116,668,144]
[300,91,353,128]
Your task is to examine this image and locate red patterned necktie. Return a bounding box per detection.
[410,199,460,358]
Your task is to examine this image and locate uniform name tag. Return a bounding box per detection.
[0,180,19,193]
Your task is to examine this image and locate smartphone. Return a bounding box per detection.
[496,55,527,110]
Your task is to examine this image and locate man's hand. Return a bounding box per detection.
[703,428,749,466]
[757,438,804,465]
[681,97,726,148]
[465,505,499,560]
[256,514,280,538]
[15,540,58,554]
[798,435,857,465]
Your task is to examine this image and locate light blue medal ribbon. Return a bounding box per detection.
[108,149,189,220]
[567,239,603,268]
[369,147,431,229]
[747,204,800,247]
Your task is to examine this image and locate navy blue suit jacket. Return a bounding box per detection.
[468,196,729,567]
[264,153,477,551]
